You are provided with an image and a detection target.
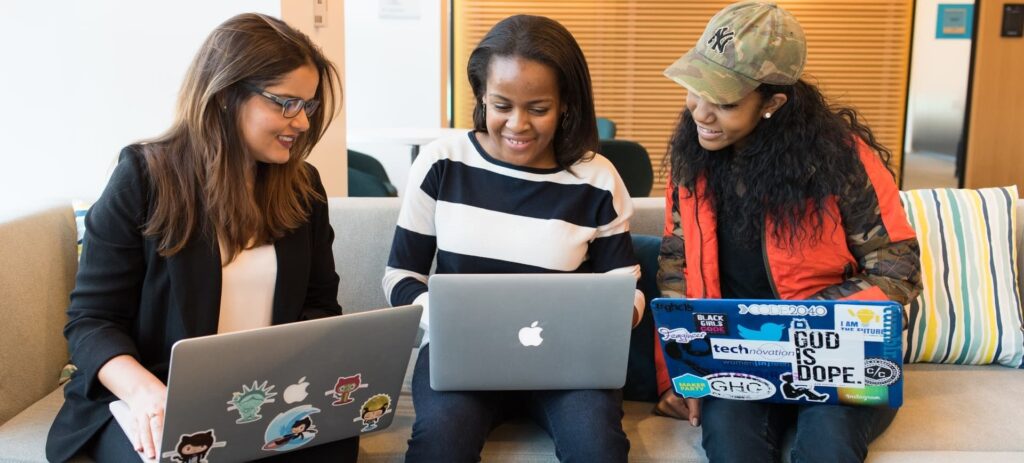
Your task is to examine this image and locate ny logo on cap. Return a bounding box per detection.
[707,27,735,54]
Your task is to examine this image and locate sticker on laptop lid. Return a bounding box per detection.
[354,393,392,432]
[659,327,707,344]
[790,319,865,388]
[737,322,786,341]
[226,380,277,424]
[703,372,777,401]
[838,384,889,406]
[325,373,369,406]
[835,304,887,341]
[262,405,321,452]
[739,303,827,317]
[864,358,901,386]
[672,373,711,398]
[694,313,729,334]
[162,429,226,462]
[779,372,829,402]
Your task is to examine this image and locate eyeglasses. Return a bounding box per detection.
[245,84,320,118]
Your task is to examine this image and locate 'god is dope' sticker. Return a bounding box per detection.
[790,319,865,388]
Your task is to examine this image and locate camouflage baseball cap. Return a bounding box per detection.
[664,2,806,104]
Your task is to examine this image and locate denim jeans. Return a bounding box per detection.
[404,344,630,463]
[701,398,897,463]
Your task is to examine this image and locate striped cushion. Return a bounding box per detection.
[900,187,1024,367]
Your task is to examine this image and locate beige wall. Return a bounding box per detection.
[282,0,348,196]
[964,1,1024,190]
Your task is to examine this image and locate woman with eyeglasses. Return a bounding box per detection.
[45,13,354,462]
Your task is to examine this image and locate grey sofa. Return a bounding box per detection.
[2,197,1023,462]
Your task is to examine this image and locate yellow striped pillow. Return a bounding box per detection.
[900,186,1023,367]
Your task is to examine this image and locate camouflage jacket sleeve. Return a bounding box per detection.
[811,161,923,305]
[657,186,687,298]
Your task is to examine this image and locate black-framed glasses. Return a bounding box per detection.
[245,83,320,118]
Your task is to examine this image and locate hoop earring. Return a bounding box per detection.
[763,112,772,119]
[560,112,569,130]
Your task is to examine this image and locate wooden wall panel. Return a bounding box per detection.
[453,1,913,196]
[964,1,1024,190]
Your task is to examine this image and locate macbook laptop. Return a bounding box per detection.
[651,298,904,408]
[110,304,421,462]
[428,273,636,391]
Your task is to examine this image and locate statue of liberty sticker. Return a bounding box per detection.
[226,380,278,424]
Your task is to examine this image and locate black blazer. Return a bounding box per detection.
[46,147,342,461]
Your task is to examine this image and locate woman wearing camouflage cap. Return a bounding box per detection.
[653,2,922,462]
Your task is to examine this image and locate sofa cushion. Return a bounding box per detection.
[900,187,1024,367]
[870,363,1024,455]
[0,387,66,462]
[0,205,77,425]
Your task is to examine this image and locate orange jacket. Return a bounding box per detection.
[654,139,922,394]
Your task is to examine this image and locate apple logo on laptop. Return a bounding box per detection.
[283,377,310,404]
[518,321,544,347]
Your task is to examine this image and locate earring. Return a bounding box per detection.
[763,112,772,119]
[561,112,569,129]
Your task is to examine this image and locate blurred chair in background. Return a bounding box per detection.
[596,117,617,140]
[348,149,398,197]
[598,139,653,197]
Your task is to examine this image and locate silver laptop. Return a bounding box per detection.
[428,273,635,391]
[111,305,421,462]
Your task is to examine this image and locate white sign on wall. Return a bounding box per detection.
[379,0,419,19]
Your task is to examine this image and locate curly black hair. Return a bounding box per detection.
[666,79,894,248]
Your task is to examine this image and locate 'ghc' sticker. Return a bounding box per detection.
[704,372,777,401]
[658,327,707,344]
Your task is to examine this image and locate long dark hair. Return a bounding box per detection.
[141,13,341,262]
[467,14,598,169]
[667,79,893,247]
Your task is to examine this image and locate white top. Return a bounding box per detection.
[217,242,277,334]
[383,131,644,345]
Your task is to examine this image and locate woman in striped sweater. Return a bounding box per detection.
[383,14,642,463]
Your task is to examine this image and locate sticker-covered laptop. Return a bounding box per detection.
[651,298,903,408]
[110,305,421,462]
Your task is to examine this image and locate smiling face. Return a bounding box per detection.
[685,89,787,152]
[476,55,565,169]
[238,63,320,165]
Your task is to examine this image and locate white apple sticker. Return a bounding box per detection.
[283,377,311,404]
[518,321,544,347]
